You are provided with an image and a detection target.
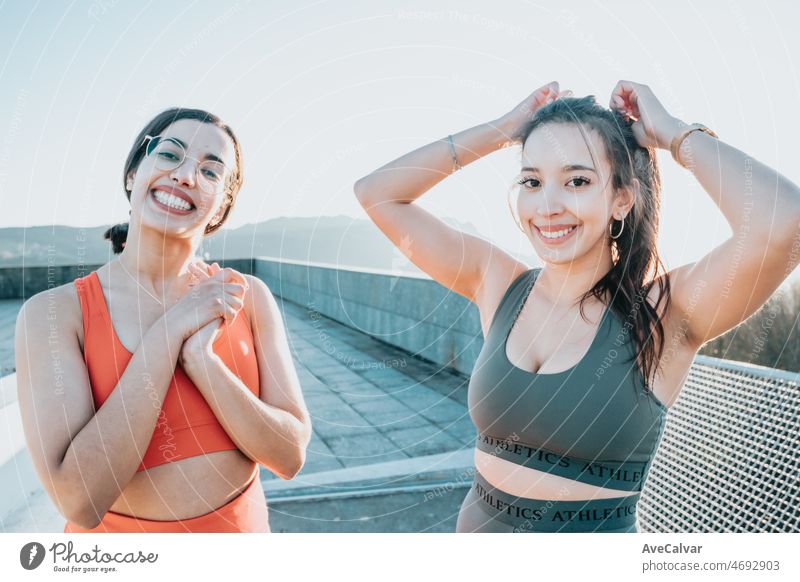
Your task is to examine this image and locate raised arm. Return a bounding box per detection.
[15,272,246,529]
[610,80,800,347]
[354,82,569,303]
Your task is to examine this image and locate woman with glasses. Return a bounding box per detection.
[15,108,311,532]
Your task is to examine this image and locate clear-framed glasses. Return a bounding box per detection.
[141,134,231,195]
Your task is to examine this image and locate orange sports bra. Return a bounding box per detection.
[73,270,261,472]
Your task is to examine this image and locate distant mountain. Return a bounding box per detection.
[0,216,535,273]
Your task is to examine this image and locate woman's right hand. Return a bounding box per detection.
[165,261,249,343]
[496,81,572,139]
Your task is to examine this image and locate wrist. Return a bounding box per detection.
[162,308,190,343]
[181,347,220,376]
[491,115,521,145]
[658,117,689,150]
[148,313,185,354]
[669,122,719,168]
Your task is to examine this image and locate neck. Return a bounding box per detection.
[117,223,202,292]
[537,242,615,307]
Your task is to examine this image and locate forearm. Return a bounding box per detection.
[354,118,515,205]
[676,126,800,238]
[184,354,309,479]
[59,316,183,525]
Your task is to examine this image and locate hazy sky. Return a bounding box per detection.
[1,0,799,284]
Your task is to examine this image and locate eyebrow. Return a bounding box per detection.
[521,164,597,174]
[164,136,227,165]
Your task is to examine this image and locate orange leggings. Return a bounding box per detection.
[63,474,270,533]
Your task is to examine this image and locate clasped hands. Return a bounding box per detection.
[178,261,249,368]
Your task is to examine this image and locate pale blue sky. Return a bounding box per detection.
[1,0,799,284]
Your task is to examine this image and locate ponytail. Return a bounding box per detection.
[103,222,129,254]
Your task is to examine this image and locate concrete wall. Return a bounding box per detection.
[254,257,483,376]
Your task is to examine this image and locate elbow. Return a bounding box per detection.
[73,512,103,531]
[353,178,367,203]
[353,176,375,207]
[53,469,105,530]
[62,501,104,530]
[276,447,306,481]
[276,424,310,480]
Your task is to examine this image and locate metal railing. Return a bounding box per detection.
[638,355,800,532]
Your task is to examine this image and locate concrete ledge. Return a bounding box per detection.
[263,449,473,501]
[0,374,44,523]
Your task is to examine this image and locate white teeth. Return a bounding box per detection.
[153,190,192,211]
[540,225,577,239]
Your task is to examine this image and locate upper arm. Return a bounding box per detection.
[242,275,310,438]
[354,192,517,303]
[14,286,96,518]
[668,226,800,349]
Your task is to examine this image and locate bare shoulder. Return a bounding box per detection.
[473,255,532,339]
[18,281,83,341]
[241,274,282,330]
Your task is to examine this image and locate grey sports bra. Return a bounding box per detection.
[468,267,668,492]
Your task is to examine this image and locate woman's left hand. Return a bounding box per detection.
[178,261,246,367]
[609,80,685,150]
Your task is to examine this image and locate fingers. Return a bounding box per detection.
[221,291,245,321]
[212,267,249,289]
[188,262,207,278]
[538,81,559,103]
[610,80,645,117]
[224,291,245,310]
[541,81,559,95]
[223,283,248,299]
[538,83,573,107]
[195,262,248,289]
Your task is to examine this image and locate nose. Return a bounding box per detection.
[170,159,197,188]
[535,185,568,216]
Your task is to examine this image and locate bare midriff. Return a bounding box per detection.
[474,449,639,500]
[108,450,257,520]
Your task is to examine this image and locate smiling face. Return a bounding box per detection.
[126,119,237,239]
[516,122,634,264]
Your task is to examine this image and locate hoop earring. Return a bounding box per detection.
[609,215,625,239]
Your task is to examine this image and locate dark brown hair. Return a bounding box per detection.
[513,95,672,393]
[103,223,128,254]
[114,107,243,246]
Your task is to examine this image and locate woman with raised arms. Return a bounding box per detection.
[354,81,800,532]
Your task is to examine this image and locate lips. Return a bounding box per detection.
[149,188,195,215]
[534,223,580,244]
[151,185,196,209]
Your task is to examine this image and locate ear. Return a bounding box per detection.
[125,170,135,192]
[616,179,640,216]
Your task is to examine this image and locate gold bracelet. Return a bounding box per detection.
[670,123,718,168]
